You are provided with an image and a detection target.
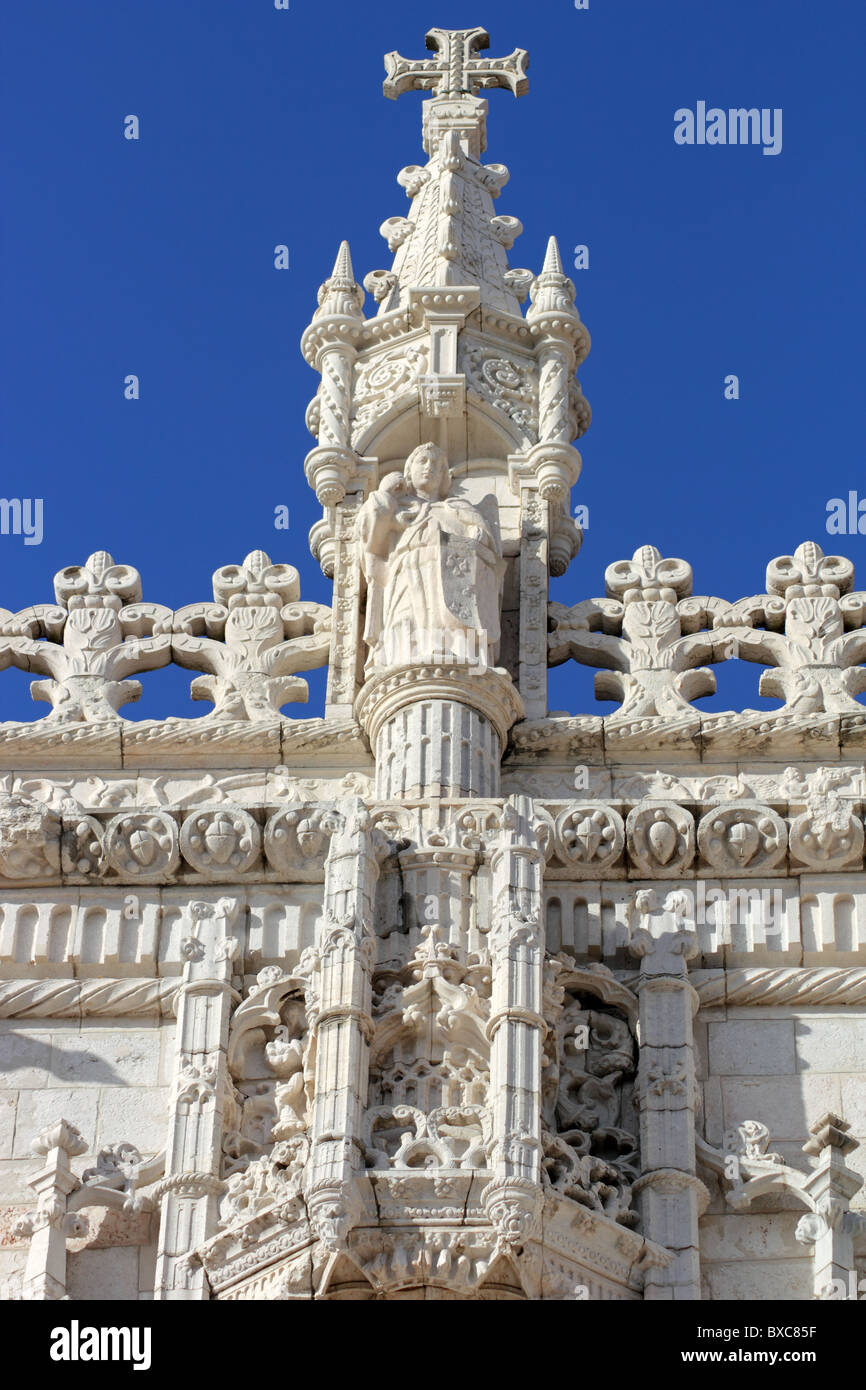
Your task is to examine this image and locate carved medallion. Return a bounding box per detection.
[626,802,695,876]
[697,802,787,875]
[181,807,261,876]
[554,804,625,875]
[105,811,180,880]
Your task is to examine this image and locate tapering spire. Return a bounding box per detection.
[358,27,535,316]
[541,235,564,276]
[311,240,364,323]
[527,234,587,347]
[330,240,355,286]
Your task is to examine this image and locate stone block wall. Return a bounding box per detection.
[697,1005,866,1300]
[0,1016,173,1300]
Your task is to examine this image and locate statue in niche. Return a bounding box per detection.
[358,443,504,669]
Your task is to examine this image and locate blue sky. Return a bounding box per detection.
[2,1,865,723]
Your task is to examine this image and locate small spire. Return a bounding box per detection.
[541,235,563,276]
[330,240,355,286]
[527,231,582,328]
[312,239,365,322]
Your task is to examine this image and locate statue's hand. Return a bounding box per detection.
[379,471,408,497]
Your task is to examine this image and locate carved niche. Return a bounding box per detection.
[219,966,315,1231]
[366,925,492,1172]
[541,961,639,1227]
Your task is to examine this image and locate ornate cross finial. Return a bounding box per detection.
[384,27,529,101]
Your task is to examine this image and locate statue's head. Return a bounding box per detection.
[404,443,450,500]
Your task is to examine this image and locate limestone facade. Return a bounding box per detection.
[1,26,865,1302]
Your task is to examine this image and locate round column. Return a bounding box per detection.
[355,665,524,801]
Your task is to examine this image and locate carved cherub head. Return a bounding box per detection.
[403,443,451,501]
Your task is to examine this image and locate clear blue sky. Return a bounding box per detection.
[3,1,864,722]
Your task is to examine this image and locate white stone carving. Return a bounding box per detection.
[173,550,331,720]
[180,807,261,877]
[697,802,788,875]
[358,443,504,671]
[105,811,180,880]
[0,550,172,723]
[626,802,696,877]
[6,24,866,1309]
[715,541,866,714]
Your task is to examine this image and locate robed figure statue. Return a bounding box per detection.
[358,443,504,670]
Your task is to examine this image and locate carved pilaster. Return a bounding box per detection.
[797,1113,865,1299]
[153,897,241,1300]
[627,889,707,1301]
[306,801,387,1255]
[484,795,545,1252]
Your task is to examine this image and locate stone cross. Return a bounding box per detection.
[384,27,529,101]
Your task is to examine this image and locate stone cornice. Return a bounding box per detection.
[0,715,369,772]
[509,709,866,761]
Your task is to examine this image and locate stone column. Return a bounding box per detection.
[356,666,524,801]
[397,838,477,952]
[628,890,707,1301]
[15,1120,88,1301]
[484,795,545,1255]
[305,800,386,1255]
[153,897,241,1300]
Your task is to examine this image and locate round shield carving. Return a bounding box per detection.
[180,807,261,877]
[789,805,864,871]
[697,802,787,875]
[626,802,695,876]
[554,805,625,874]
[105,812,180,880]
[264,806,336,881]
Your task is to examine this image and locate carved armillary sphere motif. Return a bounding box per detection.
[383,27,529,100]
[626,802,696,876]
[697,803,788,875]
